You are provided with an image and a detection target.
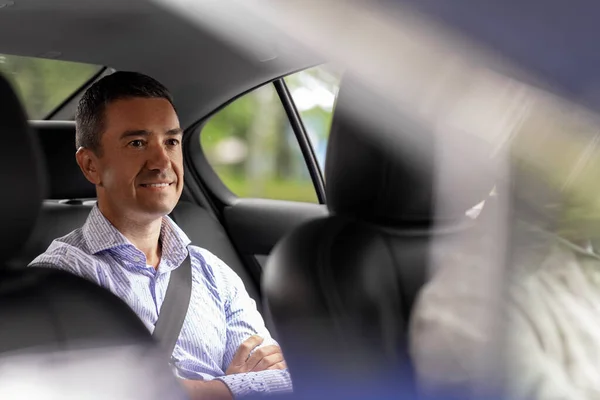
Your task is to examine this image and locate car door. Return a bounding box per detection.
[183,64,341,285]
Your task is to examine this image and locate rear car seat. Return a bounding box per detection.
[9,121,261,307]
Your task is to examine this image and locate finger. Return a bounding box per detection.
[245,345,281,370]
[267,361,287,370]
[230,335,264,367]
[252,353,285,372]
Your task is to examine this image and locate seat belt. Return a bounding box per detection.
[152,209,193,361]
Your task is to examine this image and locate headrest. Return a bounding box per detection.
[325,77,497,225]
[30,121,96,199]
[0,74,46,262]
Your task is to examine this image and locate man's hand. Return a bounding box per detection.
[226,335,287,375]
[180,379,233,400]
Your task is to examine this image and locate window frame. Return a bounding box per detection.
[273,79,326,203]
[187,70,329,208]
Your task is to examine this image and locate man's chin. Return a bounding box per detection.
[137,201,178,219]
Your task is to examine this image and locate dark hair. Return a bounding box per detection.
[75,71,174,155]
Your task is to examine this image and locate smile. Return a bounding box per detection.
[140,183,174,188]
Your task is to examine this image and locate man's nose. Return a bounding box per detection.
[146,142,171,171]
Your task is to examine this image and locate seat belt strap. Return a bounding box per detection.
[152,209,193,360]
[153,252,192,360]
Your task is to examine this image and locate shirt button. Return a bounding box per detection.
[134,257,141,262]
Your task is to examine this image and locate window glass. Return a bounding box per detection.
[0,53,101,119]
[284,64,342,171]
[201,83,318,203]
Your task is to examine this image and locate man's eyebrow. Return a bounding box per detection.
[119,128,183,140]
[120,130,150,140]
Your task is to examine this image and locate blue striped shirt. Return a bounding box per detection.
[29,204,293,398]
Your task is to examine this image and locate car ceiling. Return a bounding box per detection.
[0,0,323,127]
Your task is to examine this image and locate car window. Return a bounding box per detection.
[200,83,319,203]
[0,53,101,119]
[284,64,342,172]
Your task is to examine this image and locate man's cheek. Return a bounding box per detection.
[101,167,120,189]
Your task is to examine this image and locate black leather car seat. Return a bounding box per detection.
[262,77,497,398]
[0,74,184,399]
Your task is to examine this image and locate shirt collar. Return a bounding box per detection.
[82,205,131,254]
[159,213,192,269]
[83,204,191,268]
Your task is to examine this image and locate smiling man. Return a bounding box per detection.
[30,72,292,400]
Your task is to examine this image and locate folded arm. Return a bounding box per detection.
[201,250,293,398]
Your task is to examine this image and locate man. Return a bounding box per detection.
[30,71,292,399]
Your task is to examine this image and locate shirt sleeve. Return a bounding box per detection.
[505,292,589,400]
[199,250,293,398]
[409,242,506,398]
[410,227,600,400]
[505,258,600,400]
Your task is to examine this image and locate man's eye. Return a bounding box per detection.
[167,139,180,146]
[129,140,144,148]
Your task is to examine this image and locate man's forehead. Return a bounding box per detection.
[103,97,180,134]
[106,96,174,111]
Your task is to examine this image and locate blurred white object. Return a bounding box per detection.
[505,223,600,400]
[466,200,485,219]
[411,216,600,400]
[0,343,186,400]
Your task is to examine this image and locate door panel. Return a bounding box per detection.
[223,198,328,256]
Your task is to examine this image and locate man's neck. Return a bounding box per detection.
[98,203,163,269]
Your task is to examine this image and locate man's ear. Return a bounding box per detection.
[75,147,102,186]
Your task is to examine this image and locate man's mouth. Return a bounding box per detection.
[140,182,174,188]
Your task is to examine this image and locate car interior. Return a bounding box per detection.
[0,0,507,399]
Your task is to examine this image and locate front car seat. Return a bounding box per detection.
[0,74,185,399]
[263,77,497,398]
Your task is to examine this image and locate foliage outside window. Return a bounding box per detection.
[201,83,318,203]
[0,53,101,119]
[285,65,342,172]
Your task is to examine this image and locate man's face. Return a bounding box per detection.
[77,97,184,222]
